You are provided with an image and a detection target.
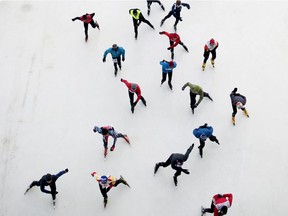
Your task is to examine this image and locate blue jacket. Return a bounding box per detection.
[103,47,125,59]
[160,61,177,73]
[193,126,213,138]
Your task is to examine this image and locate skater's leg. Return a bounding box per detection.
[209,135,219,144]
[198,140,205,158]
[168,72,173,89]
[161,72,167,85]
[84,23,89,40]
[140,96,147,106]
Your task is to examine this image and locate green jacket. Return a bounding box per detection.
[182,82,204,106]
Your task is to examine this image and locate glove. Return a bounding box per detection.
[191,143,194,149]
[56,191,58,194]
[187,5,191,9]
[91,171,97,177]
[182,169,190,174]
[182,87,185,91]
[167,47,171,50]
[233,88,238,92]
[102,58,106,62]
[159,31,164,35]
[203,123,208,127]
[120,78,124,82]
[122,57,125,62]
[93,126,99,133]
[65,168,69,173]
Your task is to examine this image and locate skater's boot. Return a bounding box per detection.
[147,8,150,15]
[191,107,194,114]
[202,63,206,71]
[114,68,118,76]
[131,105,134,113]
[104,197,108,208]
[142,98,147,106]
[154,163,160,174]
[135,32,138,40]
[211,59,215,67]
[119,64,122,70]
[174,24,177,32]
[120,175,130,187]
[204,93,213,101]
[85,35,88,42]
[123,134,130,144]
[232,116,236,125]
[244,109,249,117]
[168,83,173,90]
[201,206,206,216]
[24,186,31,195]
[161,4,165,11]
[183,45,189,52]
[104,148,108,158]
[110,145,115,151]
[160,19,164,27]
[173,175,178,186]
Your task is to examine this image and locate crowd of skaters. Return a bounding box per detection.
[23,1,251,215]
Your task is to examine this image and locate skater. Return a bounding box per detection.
[201,193,233,216]
[230,88,249,125]
[193,123,219,158]
[24,168,69,207]
[160,0,190,31]
[91,172,130,208]
[147,0,165,16]
[160,59,177,90]
[129,8,155,39]
[154,144,194,186]
[72,13,100,42]
[159,31,188,59]
[103,44,125,76]
[182,82,213,114]
[120,78,147,113]
[202,38,219,71]
[93,125,130,158]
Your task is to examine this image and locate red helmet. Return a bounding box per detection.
[210,38,215,44]
[169,61,174,67]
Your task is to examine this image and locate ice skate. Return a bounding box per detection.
[110,145,115,151]
[120,175,130,188]
[114,68,118,77]
[104,148,108,159]
[24,186,30,195]
[147,9,150,16]
[244,109,249,117]
[169,83,173,91]
[232,117,235,126]
[211,59,215,67]
[104,197,108,208]
[154,163,160,175]
[206,94,213,101]
[173,175,178,187]
[85,35,88,42]
[161,4,165,11]
[53,199,56,209]
[160,19,164,27]
[183,45,189,52]
[201,206,206,216]
[202,63,206,71]
[123,134,130,144]
[174,24,177,32]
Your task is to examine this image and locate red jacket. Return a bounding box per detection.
[121,79,142,103]
[161,31,180,49]
[212,194,233,216]
[80,13,94,23]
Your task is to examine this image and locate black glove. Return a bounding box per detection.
[120,78,123,82]
[65,168,69,173]
[56,191,58,194]
[181,87,185,91]
[159,31,164,34]
[122,57,125,61]
[167,47,171,50]
[233,88,238,93]
[187,5,191,9]
[182,169,190,174]
[72,18,75,21]
[192,104,197,109]
[102,58,106,62]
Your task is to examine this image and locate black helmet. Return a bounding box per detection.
[219,206,228,215]
[45,174,52,183]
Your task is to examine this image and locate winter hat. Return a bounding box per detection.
[45,174,52,183]
[200,133,207,141]
[176,0,181,6]
[236,101,243,109]
[210,38,215,44]
[100,175,108,184]
[169,61,174,67]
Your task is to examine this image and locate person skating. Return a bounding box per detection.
[202,38,219,71]
[129,8,155,39]
[103,44,125,76]
[182,82,213,114]
[159,31,188,59]
[230,88,249,125]
[93,125,130,158]
[160,60,177,90]
[91,172,130,208]
[121,78,147,113]
[72,13,100,42]
[193,123,219,158]
[24,169,69,208]
[147,0,165,15]
[201,193,233,216]
[160,0,190,31]
[154,144,194,186]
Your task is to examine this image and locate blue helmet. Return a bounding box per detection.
[100,175,108,184]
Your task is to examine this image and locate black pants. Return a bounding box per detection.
[189,91,210,108]
[198,135,218,157]
[147,0,162,9]
[84,21,97,37]
[128,91,146,107]
[132,18,154,37]
[203,48,217,63]
[99,179,124,199]
[161,72,173,87]
[163,11,181,26]
[112,56,121,70]
[30,181,57,199]
[203,201,215,213]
